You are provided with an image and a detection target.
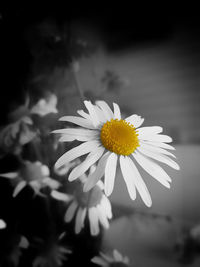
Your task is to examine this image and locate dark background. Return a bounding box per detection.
[1,4,200,123]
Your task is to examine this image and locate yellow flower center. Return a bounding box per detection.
[100,119,139,156]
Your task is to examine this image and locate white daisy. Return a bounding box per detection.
[0,161,60,197]
[53,100,180,207]
[51,179,112,236]
[91,249,130,267]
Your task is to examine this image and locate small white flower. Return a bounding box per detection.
[0,161,60,197]
[31,93,58,117]
[51,179,112,236]
[91,249,130,267]
[53,100,180,207]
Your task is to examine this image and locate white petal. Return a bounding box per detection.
[137,147,180,170]
[75,207,84,234]
[119,156,136,201]
[64,200,78,222]
[133,152,171,187]
[68,147,105,181]
[96,204,109,229]
[84,101,100,127]
[97,180,104,190]
[0,172,18,179]
[137,126,163,136]
[77,109,91,120]
[140,141,176,158]
[139,134,172,143]
[88,207,100,236]
[0,219,6,229]
[59,134,97,142]
[113,250,123,262]
[51,190,72,202]
[101,195,112,219]
[13,181,27,197]
[96,101,114,121]
[81,208,86,227]
[59,115,95,129]
[125,114,144,128]
[41,165,50,176]
[83,152,111,192]
[140,140,175,150]
[94,106,107,123]
[91,256,108,266]
[104,153,118,196]
[100,252,113,262]
[120,156,152,207]
[52,128,99,136]
[113,103,121,119]
[55,140,100,169]
[42,177,60,189]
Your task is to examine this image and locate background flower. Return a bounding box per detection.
[0,161,60,197]
[51,178,112,236]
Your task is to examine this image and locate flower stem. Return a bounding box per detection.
[71,61,85,102]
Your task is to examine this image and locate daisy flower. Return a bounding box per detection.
[91,249,130,267]
[51,178,112,236]
[53,100,180,207]
[0,161,60,197]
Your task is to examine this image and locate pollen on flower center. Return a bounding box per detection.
[100,119,139,156]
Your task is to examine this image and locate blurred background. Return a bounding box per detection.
[0,3,200,267]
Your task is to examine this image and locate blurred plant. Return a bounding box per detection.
[32,234,71,267]
[91,249,130,267]
[175,224,200,264]
[101,70,129,93]
[0,92,58,157]
[0,234,29,267]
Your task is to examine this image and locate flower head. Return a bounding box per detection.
[53,100,180,207]
[91,249,130,267]
[51,177,112,236]
[0,161,60,197]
